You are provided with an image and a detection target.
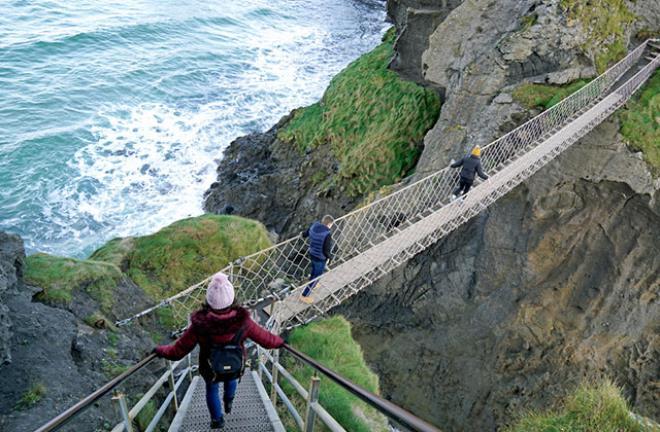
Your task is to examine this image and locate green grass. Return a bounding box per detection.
[505,381,645,432]
[560,0,635,73]
[15,383,46,410]
[135,399,157,432]
[112,214,272,301]
[24,253,122,311]
[512,80,590,110]
[620,70,660,174]
[101,357,129,378]
[283,316,388,432]
[27,214,271,329]
[278,28,441,197]
[89,237,134,269]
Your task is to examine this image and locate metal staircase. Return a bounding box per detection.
[169,373,284,432]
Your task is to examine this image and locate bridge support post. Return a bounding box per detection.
[112,392,134,432]
[303,376,320,432]
[187,354,193,383]
[270,349,280,405]
[168,361,179,411]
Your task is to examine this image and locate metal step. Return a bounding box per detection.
[169,372,284,432]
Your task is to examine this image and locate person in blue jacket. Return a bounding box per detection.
[300,215,334,303]
[450,145,489,199]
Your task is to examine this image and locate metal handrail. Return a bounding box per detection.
[258,347,343,431]
[281,344,442,432]
[33,353,158,432]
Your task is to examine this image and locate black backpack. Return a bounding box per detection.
[206,327,246,382]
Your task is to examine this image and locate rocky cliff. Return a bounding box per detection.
[338,116,659,430]
[202,0,658,430]
[0,232,24,366]
[0,231,163,431]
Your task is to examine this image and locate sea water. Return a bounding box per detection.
[0,0,386,257]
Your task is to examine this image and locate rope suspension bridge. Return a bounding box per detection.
[34,39,658,432]
[117,39,659,332]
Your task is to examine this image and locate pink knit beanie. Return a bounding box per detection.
[206,272,235,310]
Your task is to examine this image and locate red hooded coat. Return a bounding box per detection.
[155,306,283,380]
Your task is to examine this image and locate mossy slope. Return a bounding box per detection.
[94,214,272,300]
[619,70,660,174]
[25,253,122,311]
[284,316,388,432]
[278,29,441,197]
[26,215,272,315]
[512,80,590,110]
[506,381,647,432]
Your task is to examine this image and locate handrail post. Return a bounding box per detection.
[303,376,320,432]
[168,361,179,411]
[112,392,134,432]
[257,347,263,381]
[270,349,280,405]
[186,354,193,383]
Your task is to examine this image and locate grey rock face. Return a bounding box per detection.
[0,233,166,432]
[387,0,464,83]
[416,0,595,176]
[0,232,24,365]
[203,117,360,238]
[629,0,660,41]
[337,117,660,431]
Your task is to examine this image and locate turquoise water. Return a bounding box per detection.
[0,0,386,257]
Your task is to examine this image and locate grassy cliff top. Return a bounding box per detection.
[25,253,122,311]
[506,381,646,432]
[284,316,388,432]
[278,28,441,197]
[26,214,272,316]
[91,214,272,300]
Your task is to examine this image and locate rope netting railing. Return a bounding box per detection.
[117,39,656,329]
[271,48,659,328]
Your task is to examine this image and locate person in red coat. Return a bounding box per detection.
[154,272,283,429]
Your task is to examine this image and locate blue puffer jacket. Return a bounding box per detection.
[306,222,332,261]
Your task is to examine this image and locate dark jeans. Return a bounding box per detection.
[302,258,326,296]
[453,177,473,196]
[205,379,238,421]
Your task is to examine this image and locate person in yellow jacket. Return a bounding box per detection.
[450,146,489,199]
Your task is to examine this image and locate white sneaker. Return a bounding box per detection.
[451,194,458,201]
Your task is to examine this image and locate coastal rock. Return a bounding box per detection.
[416,0,592,176]
[203,117,359,237]
[0,232,24,365]
[0,233,164,431]
[387,0,463,83]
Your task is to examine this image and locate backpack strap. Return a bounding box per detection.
[230,325,246,345]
